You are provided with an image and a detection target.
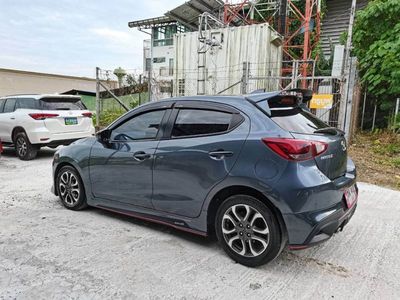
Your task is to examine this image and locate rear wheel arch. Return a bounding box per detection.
[206,185,288,241]
[12,126,27,143]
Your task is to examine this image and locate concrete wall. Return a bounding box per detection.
[0,68,114,97]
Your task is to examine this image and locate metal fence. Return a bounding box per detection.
[151,60,350,132]
[95,67,149,128]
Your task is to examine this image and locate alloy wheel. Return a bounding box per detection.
[16,137,27,157]
[221,204,270,257]
[59,171,80,206]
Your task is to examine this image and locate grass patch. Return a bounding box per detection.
[349,131,400,190]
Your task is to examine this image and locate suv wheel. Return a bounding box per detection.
[215,195,283,267]
[14,132,39,161]
[56,166,88,211]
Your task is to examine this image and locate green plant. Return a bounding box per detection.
[353,0,400,106]
[393,157,400,168]
[92,110,126,128]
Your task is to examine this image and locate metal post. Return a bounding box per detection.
[395,98,400,132]
[138,75,142,106]
[361,89,367,130]
[149,29,154,102]
[241,62,250,94]
[95,67,100,130]
[372,103,377,132]
[302,0,312,88]
[340,0,357,134]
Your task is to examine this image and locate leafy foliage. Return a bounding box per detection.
[353,0,400,104]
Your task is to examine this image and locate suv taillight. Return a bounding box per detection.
[82,112,92,118]
[262,138,328,161]
[29,113,59,120]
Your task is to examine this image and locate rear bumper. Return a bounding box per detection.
[273,157,358,246]
[28,127,95,145]
[288,198,358,250]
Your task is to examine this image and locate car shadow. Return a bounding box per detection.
[1,146,57,159]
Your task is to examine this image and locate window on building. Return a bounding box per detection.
[159,67,167,77]
[178,79,185,96]
[153,57,166,64]
[152,24,188,47]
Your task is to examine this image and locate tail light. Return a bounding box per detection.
[29,113,59,120]
[0,140,3,153]
[82,112,92,118]
[262,138,328,161]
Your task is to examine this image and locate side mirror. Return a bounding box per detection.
[97,129,111,144]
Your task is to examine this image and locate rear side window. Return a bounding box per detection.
[40,97,86,110]
[172,109,232,138]
[3,99,16,113]
[0,99,5,113]
[16,98,38,109]
[270,107,329,134]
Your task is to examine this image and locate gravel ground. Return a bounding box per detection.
[1,147,400,300]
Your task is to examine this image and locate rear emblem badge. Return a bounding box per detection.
[341,140,347,152]
[321,154,334,160]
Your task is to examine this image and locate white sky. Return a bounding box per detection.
[0,0,184,78]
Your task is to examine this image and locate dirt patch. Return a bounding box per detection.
[349,132,400,190]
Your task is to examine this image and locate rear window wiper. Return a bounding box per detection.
[314,127,344,136]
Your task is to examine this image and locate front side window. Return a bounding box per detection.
[3,99,16,113]
[111,110,165,141]
[172,109,232,138]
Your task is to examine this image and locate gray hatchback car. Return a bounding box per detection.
[52,90,358,267]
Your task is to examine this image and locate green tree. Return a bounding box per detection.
[353,0,400,104]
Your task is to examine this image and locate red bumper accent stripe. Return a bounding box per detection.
[96,205,208,237]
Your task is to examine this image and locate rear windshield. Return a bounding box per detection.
[40,98,86,110]
[270,107,329,134]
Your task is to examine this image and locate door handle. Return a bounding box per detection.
[209,150,234,160]
[133,151,151,161]
[10,117,15,120]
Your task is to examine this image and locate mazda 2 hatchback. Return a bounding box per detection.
[52,90,358,267]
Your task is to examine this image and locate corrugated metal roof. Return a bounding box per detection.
[128,16,176,29]
[128,0,224,30]
[165,0,224,30]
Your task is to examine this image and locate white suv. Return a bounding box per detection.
[0,94,95,160]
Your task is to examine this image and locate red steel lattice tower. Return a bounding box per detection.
[223,0,321,78]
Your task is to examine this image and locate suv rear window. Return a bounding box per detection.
[270,107,329,134]
[40,98,86,110]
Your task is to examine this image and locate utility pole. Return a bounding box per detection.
[340,0,357,137]
[95,67,100,130]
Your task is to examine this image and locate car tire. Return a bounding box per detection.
[56,166,88,211]
[215,195,283,267]
[14,132,39,161]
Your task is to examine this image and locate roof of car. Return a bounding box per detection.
[0,94,81,100]
[158,91,281,104]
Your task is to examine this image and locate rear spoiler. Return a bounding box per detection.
[246,89,313,116]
